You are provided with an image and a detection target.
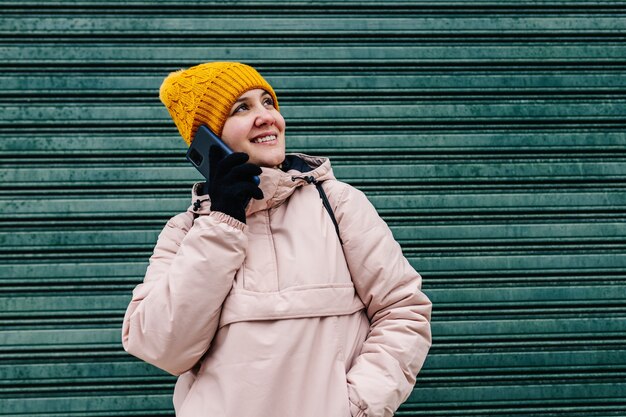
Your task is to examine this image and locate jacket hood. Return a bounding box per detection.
[188,153,336,217]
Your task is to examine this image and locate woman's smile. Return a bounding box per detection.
[250,132,278,144]
[221,88,286,168]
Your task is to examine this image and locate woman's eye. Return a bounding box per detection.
[263,97,274,107]
[233,104,248,114]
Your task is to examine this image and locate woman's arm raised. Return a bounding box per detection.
[122,211,247,375]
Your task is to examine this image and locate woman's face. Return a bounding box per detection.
[220,88,286,168]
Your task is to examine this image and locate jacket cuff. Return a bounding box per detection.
[208,211,247,231]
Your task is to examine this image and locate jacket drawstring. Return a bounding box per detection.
[193,198,210,211]
[291,176,343,245]
[291,175,316,184]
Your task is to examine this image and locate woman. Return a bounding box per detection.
[122,62,432,417]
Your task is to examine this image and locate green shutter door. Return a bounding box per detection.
[1,1,625,416]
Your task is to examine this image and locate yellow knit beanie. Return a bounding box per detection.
[159,62,279,145]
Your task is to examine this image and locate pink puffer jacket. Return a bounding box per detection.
[122,154,432,417]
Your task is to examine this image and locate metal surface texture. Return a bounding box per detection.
[1,1,625,415]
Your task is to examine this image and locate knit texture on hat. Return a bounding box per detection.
[159,62,279,145]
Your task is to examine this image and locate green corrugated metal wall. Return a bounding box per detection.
[1,1,626,415]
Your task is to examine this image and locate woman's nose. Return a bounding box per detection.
[254,106,275,126]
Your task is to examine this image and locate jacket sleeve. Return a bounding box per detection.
[333,184,432,417]
[121,211,248,376]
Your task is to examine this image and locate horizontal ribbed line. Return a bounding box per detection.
[4,103,624,116]
[2,350,621,369]
[353,183,626,192]
[3,44,624,58]
[425,277,626,288]
[1,339,623,359]
[4,92,626,104]
[0,347,124,356]
[424,353,626,369]
[0,72,621,85]
[6,97,626,105]
[3,157,626,171]
[400,404,626,416]
[421,372,626,381]
[0,410,172,417]
[1,184,624,197]
[1,304,621,316]
[3,376,625,396]
[427,269,626,278]
[404,389,626,404]
[0,350,621,364]
[0,351,128,362]
[2,0,626,12]
[417,373,626,386]
[2,185,624,197]
[5,91,626,101]
[2,268,622,281]
[2,35,626,44]
[434,308,626,319]
[3,367,623,381]
[2,272,624,289]
[1,332,622,347]
[5,59,626,67]
[2,287,624,306]
[385,213,626,223]
[3,160,624,177]
[398,225,626,237]
[3,121,625,133]
[0,253,150,262]
[0,285,136,293]
[1,126,622,134]
[1,16,624,32]
[3,154,624,164]
[1,254,623,272]
[6,84,626,93]
[4,71,626,82]
[0,148,575,163]
[1,130,622,150]
[0,413,171,417]
[402,247,626,255]
[2,123,624,134]
[2,45,625,61]
[5,155,624,165]
[0,373,617,387]
[14,109,626,124]
[0,348,619,366]
[2,312,625,327]
[2,278,624,293]
[3,63,626,73]
[1,385,173,397]
[402,239,626,247]
[2,241,625,252]
[1,243,623,254]
[4,76,626,93]
[2,299,623,313]
[3,152,624,162]
[2,179,624,188]
[3,214,625,227]
[431,340,626,353]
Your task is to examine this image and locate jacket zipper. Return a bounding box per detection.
[265,208,280,291]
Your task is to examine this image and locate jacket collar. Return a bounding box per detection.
[188,153,336,216]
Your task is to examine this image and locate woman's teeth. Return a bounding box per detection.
[251,135,276,144]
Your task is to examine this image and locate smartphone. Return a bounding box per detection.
[186,125,260,185]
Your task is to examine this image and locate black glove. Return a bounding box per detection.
[206,146,263,223]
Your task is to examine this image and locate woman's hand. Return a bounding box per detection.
[207,146,263,223]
